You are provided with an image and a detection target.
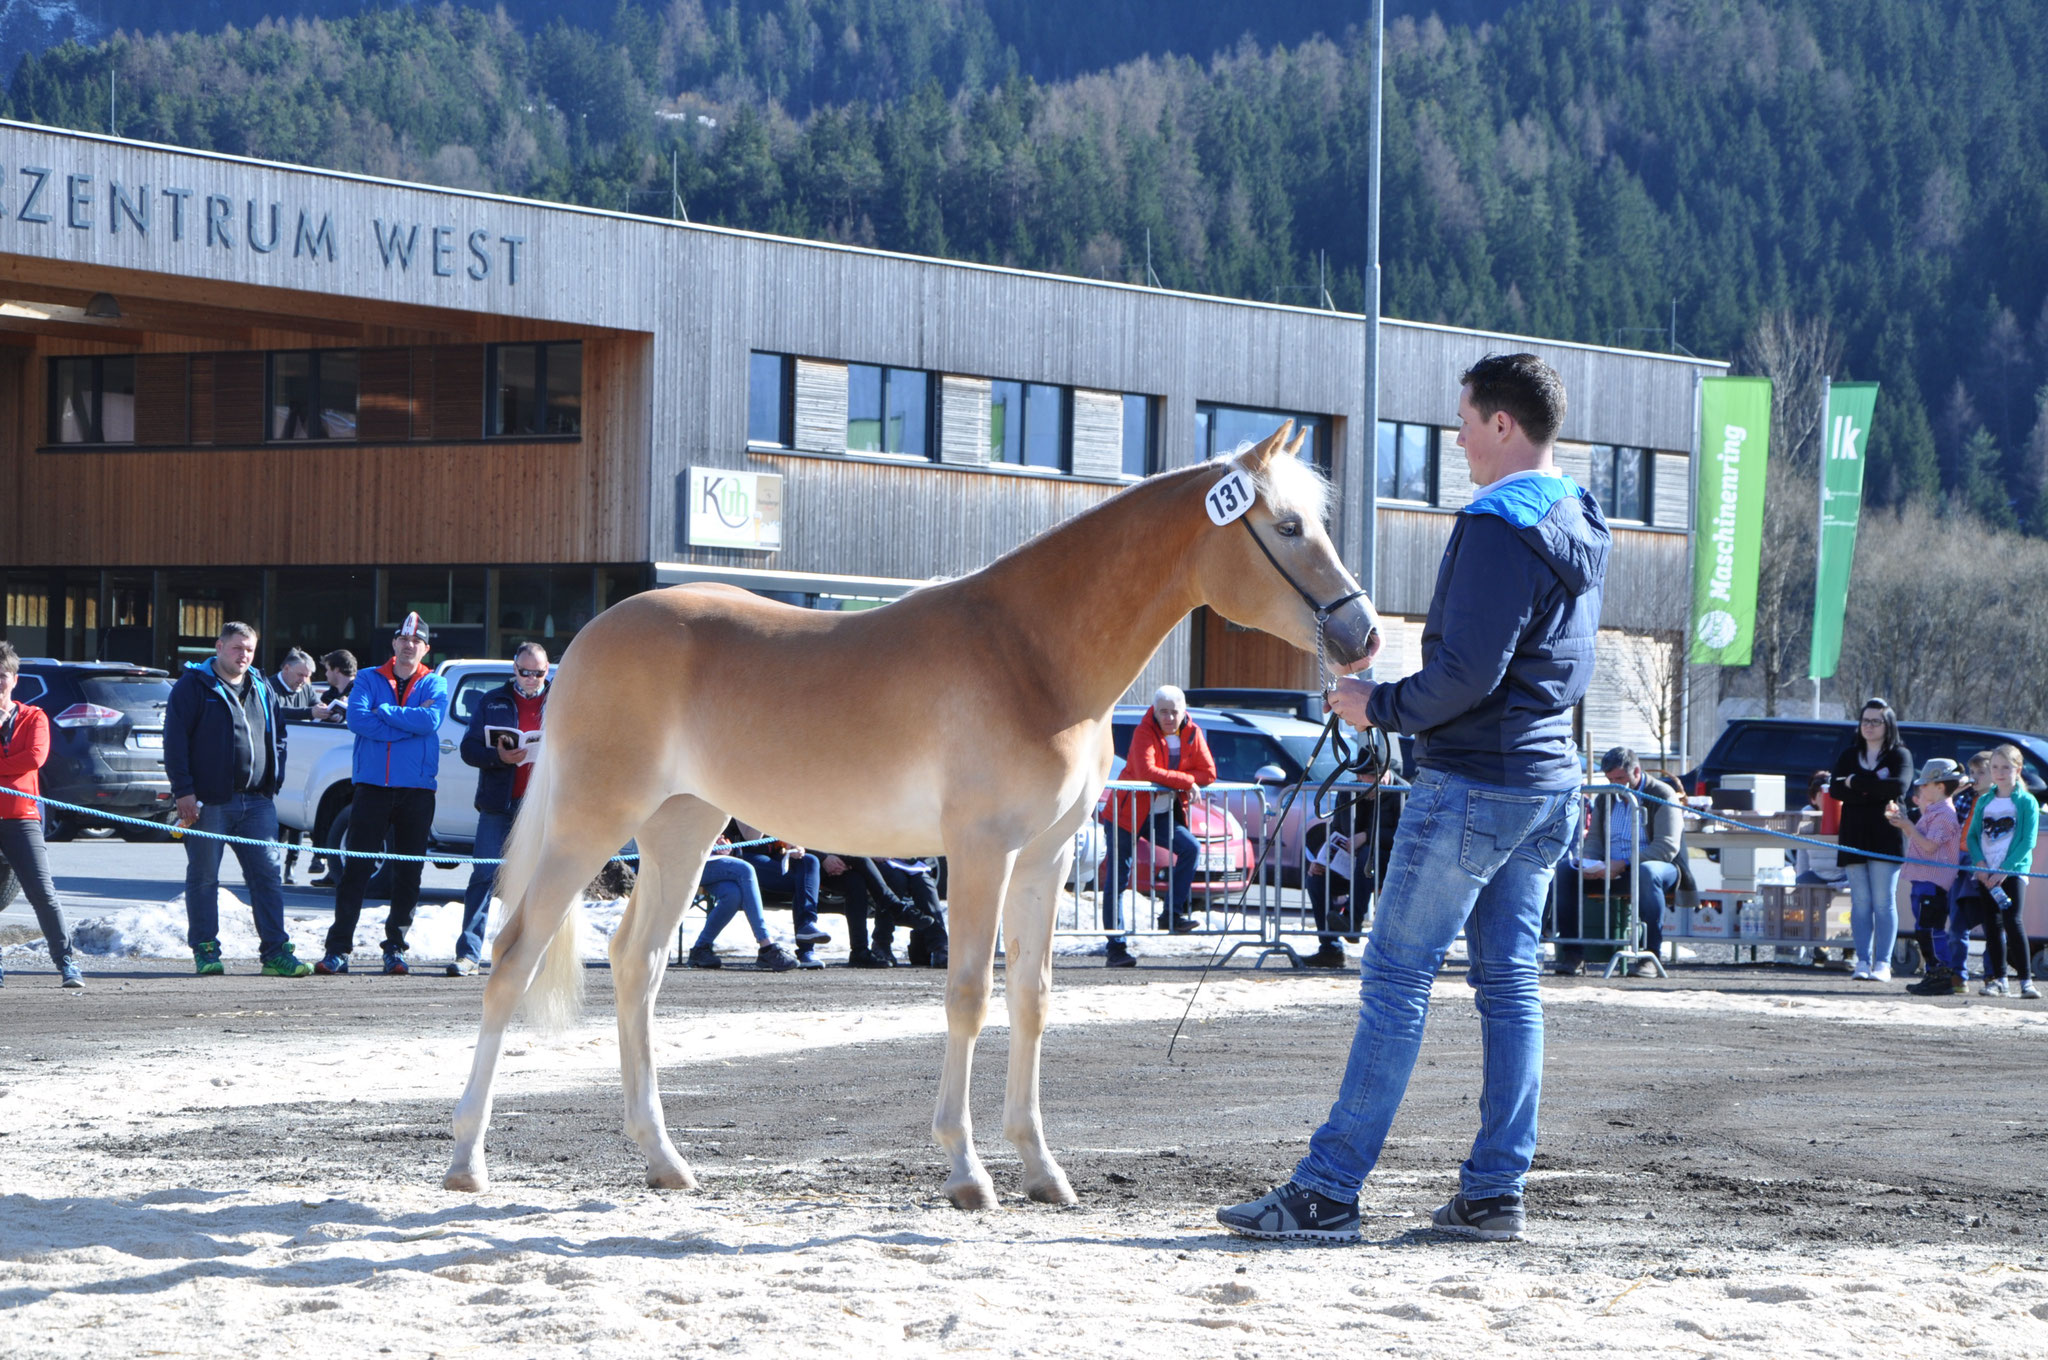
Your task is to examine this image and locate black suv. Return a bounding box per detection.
[13,661,178,839]
[1686,718,2048,801]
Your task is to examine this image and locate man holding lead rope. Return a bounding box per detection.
[1220,353,1609,1244]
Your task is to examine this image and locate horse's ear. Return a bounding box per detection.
[1283,425,1308,460]
[1237,420,1295,473]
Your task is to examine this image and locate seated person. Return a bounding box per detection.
[820,854,944,968]
[730,819,829,968]
[1302,770,1402,969]
[867,857,948,969]
[1551,747,1688,975]
[683,841,800,972]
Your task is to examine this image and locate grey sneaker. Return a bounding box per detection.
[60,962,84,989]
[756,943,799,973]
[1982,979,2009,997]
[1431,1192,1526,1241]
[1216,1182,1361,1243]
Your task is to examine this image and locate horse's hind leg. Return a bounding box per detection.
[1000,840,1079,1206]
[933,843,1017,1210]
[609,795,725,1189]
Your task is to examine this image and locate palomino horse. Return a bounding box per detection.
[444,422,1380,1209]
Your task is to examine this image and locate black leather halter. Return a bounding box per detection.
[1238,516,1369,619]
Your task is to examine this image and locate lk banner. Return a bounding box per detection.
[1808,382,1880,679]
[1690,377,1773,665]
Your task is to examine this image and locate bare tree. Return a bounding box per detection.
[1738,310,1841,715]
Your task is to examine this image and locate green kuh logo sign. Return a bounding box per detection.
[708,475,752,528]
[1690,377,1773,666]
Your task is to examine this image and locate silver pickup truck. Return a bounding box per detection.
[274,658,515,856]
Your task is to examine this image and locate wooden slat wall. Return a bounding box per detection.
[356,347,413,442]
[1653,451,1691,530]
[1199,607,1318,690]
[133,354,188,445]
[1069,389,1123,479]
[429,344,484,441]
[1434,427,1476,508]
[211,353,265,444]
[793,359,846,453]
[938,375,989,466]
[188,355,215,444]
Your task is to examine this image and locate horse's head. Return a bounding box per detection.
[1195,421,1381,679]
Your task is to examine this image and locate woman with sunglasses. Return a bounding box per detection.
[1829,698,1913,981]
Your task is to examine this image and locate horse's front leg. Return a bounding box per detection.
[1000,842,1078,1205]
[933,843,1016,1210]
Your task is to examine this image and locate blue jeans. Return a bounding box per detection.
[691,856,771,948]
[184,793,291,960]
[745,850,821,936]
[1843,859,1900,972]
[1102,820,1200,938]
[1293,768,1578,1204]
[458,804,517,963]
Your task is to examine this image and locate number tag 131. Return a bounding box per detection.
[1205,469,1255,526]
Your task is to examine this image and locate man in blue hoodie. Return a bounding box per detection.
[316,612,450,976]
[1220,353,1609,1246]
[164,621,312,977]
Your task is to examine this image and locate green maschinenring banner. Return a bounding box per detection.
[1808,381,1880,679]
[1690,376,1773,665]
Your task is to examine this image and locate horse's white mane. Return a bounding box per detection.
[1219,441,1334,523]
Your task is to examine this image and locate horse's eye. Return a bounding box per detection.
[1276,518,1302,538]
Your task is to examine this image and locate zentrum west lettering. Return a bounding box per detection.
[1705,423,1745,604]
[0,162,529,286]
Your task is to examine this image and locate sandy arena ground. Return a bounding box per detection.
[4,927,2048,1359]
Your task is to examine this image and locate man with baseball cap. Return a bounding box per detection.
[316,612,450,976]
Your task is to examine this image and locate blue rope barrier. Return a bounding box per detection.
[1601,784,2048,884]
[0,787,778,866]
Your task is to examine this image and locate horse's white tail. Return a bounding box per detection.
[488,753,584,1032]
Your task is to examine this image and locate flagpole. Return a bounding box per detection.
[1813,376,1830,719]
[1360,0,1385,603]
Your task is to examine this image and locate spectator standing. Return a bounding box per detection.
[451,643,550,976]
[1830,698,1913,981]
[1896,759,1966,996]
[1099,685,1216,966]
[316,613,449,976]
[267,648,317,882]
[1963,744,2039,998]
[0,642,83,988]
[1943,753,1996,981]
[163,622,312,978]
[301,649,359,887]
[1551,748,1688,976]
[1218,352,1603,1245]
[682,838,800,971]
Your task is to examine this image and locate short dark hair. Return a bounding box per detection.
[321,649,358,677]
[1599,746,1639,774]
[1460,352,1566,445]
[220,620,257,643]
[0,641,16,677]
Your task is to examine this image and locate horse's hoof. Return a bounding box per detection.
[943,1177,1001,1211]
[443,1167,489,1194]
[1025,1173,1078,1206]
[647,1164,698,1191]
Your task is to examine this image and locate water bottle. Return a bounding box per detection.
[1989,884,2012,911]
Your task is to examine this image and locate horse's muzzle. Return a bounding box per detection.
[1323,597,1382,671]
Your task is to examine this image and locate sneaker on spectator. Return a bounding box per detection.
[1303,943,1347,969]
[382,951,410,976]
[1981,979,2009,997]
[193,941,225,977]
[925,947,948,970]
[1216,1182,1361,1243]
[756,943,799,972]
[1432,1191,1527,1241]
[60,961,84,989]
[1870,963,1892,981]
[794,946,824,970]
[1104,941,1136,968]
[686,944,722,969]
[1906,967,1962,996]
[261,947,313,978]
[445,957,479,977]
[2022,981,2041,1000]
[313,953,349,976]
[794,924,833,946]
[847,950,889,969]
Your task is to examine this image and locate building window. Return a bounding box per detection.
[1121,393,1157,477]
[847,364,930,457]
[488,341,582,437]
[988,380,1068,470]
[1589,444,1652,522]
[747,351,792,446]
[47,355,136,444]
[1195,403,1332,478]
[269,349,359,441]
[1375,420,1437,504]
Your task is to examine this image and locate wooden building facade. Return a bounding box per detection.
[0,121,1722,755]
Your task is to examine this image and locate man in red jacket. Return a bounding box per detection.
[1100,685,1217,966]
[0,643,83,988]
